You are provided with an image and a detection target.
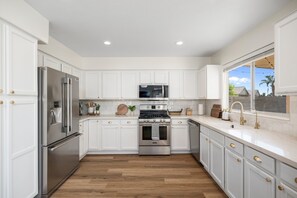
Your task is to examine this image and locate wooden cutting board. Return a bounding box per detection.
[116,104,128,115]
[210,104,222,118]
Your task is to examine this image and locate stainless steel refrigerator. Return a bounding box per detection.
[38,67,80,197]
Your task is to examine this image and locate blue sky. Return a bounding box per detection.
[229,65,274,95]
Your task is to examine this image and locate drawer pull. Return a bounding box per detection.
[10,101,15,105]
[178,121,182,124]
[108,121,112,124]
[230,143,236,148]
[253,156,262,163]
[265,178,271,182]
[237,158,241,163]
[278,185,284,191]
[10,90,15,94]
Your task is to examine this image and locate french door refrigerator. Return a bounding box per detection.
[38,67,80,197]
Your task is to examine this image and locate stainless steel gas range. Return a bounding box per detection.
[138,104,171,155]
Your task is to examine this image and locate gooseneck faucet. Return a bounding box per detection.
[229,101,247,125]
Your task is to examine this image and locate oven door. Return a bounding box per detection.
[139,123,170,146]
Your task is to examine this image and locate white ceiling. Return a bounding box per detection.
[26,0,290,57]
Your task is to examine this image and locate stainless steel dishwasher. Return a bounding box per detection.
[188,120,200,161]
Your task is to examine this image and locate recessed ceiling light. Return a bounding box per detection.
[176,41,183,46]
[104,41,111,46]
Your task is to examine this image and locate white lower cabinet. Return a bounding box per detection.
[225,149,244,198]
[79,121,89,160]
[101,125,120,150]
[244,161,275,198]
[120,125,138,151]
[209,138,224,189]
[88,120,101,151]
[200,132,209,171]
[171,125,190,152]
[277,181,297,198]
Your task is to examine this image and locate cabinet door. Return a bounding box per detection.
[200,133,209,171]
[169,71,183,99]
[43,54,61,71]
[79,133,84,160]
[209,138,224,188]
[120,126,138,151]
[225,149,244,198]
[197,67,206,99]
[83,121,89,154]
[85,71,101,99]
[0,97,3,198]
[275,11,297,95]
[277,182,297,198]
[244,161,275,198]
[121,71,139,99]
[62,63,72,74]
[154,71,168,84]
[0,22,3,95]
[101,126,120,150]
[6,26,37,96]
[102,71,121,99]
[140,71,153,84]
[6,98,38,198]
[88,120,100,151]
[171,125,190,151]
[183,70,198,99]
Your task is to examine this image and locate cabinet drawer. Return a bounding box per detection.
[280,162,297,190]
[101,120,120,125]
[245,146,275,174]
[209,129,224,145]
[225,137,243,156]
[120,120,138,125]
[200,125,212,136]
[171,119,188,125]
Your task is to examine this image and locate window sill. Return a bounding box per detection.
[230,110,290,121]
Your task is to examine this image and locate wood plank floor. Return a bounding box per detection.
[52,154,227,198]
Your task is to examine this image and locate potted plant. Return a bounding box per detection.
[128,105,136,116]
[95,104,100,115]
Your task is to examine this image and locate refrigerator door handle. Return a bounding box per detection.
[66,77,70,133]
[62,78,68,133]
[69,78,73,132]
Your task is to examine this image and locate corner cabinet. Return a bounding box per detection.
[0,21,38,198]
[275,11,297,95]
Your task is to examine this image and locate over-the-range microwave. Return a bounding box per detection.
[139,85,169,100]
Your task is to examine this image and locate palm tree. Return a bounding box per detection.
[259,75,275,96]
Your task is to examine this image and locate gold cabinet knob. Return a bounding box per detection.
[253,156,262,163]
[230,143,236,148]
[0,101,3,105]
[265,177,271,182]
[10,101,15,104]
[10,90,15,94]
[237,158,241,163]
[108,121,111,124]
[278,185,284,191]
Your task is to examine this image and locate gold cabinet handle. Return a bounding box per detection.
[10,100,15,104]
[253,156,262,163]
[237,158,241,163]
[278,185,284,191]
[10,90,15,94]
[230,143,236,148]
[265,177,271,182]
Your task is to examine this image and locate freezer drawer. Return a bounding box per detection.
[41,134,80,196]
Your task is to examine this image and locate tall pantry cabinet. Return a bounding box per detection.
[0,20,38,198]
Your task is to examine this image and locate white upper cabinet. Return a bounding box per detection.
[140,71,153,84]
[183,70,198,99]
[169,71,183,99]
[121,71,139,99]
[154,71,168,84]
[275,11,297,95]
[43,54,61,71]
[6,25,37,96]
[102,71,121,99]
[85,71,101,99]
[62,63,72,74]
[198,65,221,99]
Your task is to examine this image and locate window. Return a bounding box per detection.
[227,54,289,114]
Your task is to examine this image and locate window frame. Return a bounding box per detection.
[223,52,290,120]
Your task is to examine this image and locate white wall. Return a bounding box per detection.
[0,0,49,43]
[211,0,297,66]
[38,36,83,68]
[82,57,210,70]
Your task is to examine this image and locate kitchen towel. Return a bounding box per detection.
[198,104,204,115]
[151,123,160,141]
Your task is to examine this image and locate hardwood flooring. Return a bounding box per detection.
[52,154,227,198]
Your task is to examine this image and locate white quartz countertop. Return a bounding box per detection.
[189,116,297,168]
[79,114,138,122]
